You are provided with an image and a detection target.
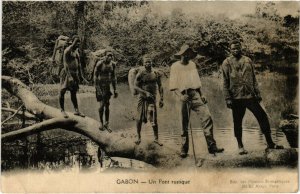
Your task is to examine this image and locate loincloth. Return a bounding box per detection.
[137,96,157,126]
[95,81,112,102]
[60,68,79,91]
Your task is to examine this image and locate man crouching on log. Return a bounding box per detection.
[59,35,87,118]
[134,55,164,146]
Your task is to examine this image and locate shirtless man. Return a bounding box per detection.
[94,50,118,132]
[59,35,86,118]
[134,56,164,146]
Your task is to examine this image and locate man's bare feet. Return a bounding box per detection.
[135,139,141,145]
[74,111,85,117]
[154,140,163,146]
[238,147,248,155]
[61,110,69,118]
[104,123,112,133]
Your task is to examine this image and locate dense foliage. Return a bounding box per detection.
[2,1,299,84]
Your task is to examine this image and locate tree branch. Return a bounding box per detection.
[1,104,24,125]
[2,107,36,120]
[2,118,76,141]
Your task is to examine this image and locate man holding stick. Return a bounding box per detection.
[169,45,224,158]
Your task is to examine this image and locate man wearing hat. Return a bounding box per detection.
[94,49,118,132]
[222,40,283,155]
[169,45,224,157]
[134,55,164,146]
[59,35,87,118]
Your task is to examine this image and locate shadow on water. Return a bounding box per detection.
[1,73,297,171]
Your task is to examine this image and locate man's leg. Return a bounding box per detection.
[98,101,105,130]
[149,105,163,146]
[71,90,85,117]
[232,100,247,154]
[246,100,283,149]
[104,101,110,126]
[59,88,68,118]
[180,101,190,157]
[193,103,224,154]
[104,101,112,133]
[135,120,142,145]
[152,125,163,146]
[135,98,143,145]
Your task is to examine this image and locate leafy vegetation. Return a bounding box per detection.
[2,1,299,84]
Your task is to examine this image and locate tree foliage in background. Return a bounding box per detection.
[2,1,299,84]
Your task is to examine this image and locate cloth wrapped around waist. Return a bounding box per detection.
[95,81,112,101]
[137,96,157,126]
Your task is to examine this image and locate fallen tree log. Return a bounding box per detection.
[1,76,182,168]
[1,76,298,168]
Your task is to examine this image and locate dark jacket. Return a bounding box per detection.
[221,55,261,100]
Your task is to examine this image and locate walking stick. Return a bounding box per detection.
[185,90,197,165]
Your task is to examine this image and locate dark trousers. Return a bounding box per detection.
[232,99,273,147]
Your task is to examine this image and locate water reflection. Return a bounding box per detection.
[2,75,295,171]
[2,137,154,172]
[141,126,290,155]
[0,126,291,172]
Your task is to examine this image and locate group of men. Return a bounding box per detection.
[52,35,283,158]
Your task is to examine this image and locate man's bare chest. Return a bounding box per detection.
[99,63,114,75]
[140,72,157,84]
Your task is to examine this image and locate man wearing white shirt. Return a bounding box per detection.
[169,45,224,158]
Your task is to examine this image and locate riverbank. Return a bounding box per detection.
[1,72,298,171]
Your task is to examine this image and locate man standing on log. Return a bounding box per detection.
[134,55,164,146]
[169,45,224,158]
[94,50,118,132]
[59,35,86,118]
[222,40,284,155]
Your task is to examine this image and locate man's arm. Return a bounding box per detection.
[250,60,261,101]
[63,38,78,69]
[63,46,71,70]
[222,60,233,108]
[111,62,117,92]
[172,89,188,102]
[156,73,164,106]
[221,60,231,101]
[76,51,88,83]
[157,73,163,100]
[94,62,101,85]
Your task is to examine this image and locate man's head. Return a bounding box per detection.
[72,35,81,48]
[230,40,242,57]
[175,45,196,65]
[105,50,113,62]
[143,55,152,70]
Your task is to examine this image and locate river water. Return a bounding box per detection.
[1,74,296,171]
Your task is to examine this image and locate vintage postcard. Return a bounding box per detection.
[1,1,299,193]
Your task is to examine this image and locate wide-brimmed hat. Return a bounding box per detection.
[175,44,196,57]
